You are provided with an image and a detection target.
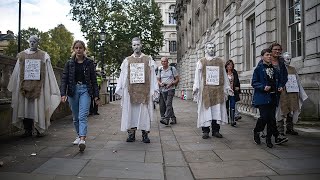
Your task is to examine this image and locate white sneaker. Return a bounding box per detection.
[73,137,80,145]
[79,140,86,152]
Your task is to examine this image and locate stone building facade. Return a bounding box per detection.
[175,0,320,121]
[154,0,178,66]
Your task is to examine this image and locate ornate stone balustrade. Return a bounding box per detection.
[238,84,259,119]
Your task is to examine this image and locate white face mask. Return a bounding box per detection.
[132,40,142,54]
[282,52,291,66]
[206,43,215,57]
[29,39,39,51]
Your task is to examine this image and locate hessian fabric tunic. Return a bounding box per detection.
[193,55,232,128]
[115,53,159,131]
[7,49,61,133]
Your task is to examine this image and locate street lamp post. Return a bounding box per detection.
[99,29,106,73]
[18,0,21,53]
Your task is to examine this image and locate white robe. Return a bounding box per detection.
[115,53,159,131]
[193,55,232,128]
[276,71,308,123]
[7,49,61,133]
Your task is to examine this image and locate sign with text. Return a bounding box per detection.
[206,66,219,85]
[286,74,299,92]
[130,63,145,84]
[24,59,41,80]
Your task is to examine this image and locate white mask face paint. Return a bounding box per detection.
[282,52,291,66]
[29,36,39,51]
[132,40,142,54]
[206,43,215,57]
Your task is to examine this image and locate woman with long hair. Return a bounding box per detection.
[225,60,240,127]
[60,40,100,152]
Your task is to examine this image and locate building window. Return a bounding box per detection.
[169,13,176,24]
[225,32,231,60]
[288,0,301,58]
[168,5,176,24]
[250,16,256,67]
[169,41,176,52]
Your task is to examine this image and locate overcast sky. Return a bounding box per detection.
[0,0,86,42]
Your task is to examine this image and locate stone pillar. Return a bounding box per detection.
[299,0,320,121]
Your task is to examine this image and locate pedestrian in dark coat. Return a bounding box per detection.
[252,48,288,148]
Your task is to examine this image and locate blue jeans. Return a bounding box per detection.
[68,84,91,137]
[227,96,236,109]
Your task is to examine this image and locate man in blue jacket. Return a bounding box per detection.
[252,48,288,148]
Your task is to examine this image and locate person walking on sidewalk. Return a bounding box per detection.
[157,57,179,125]
[225,60,240,127]
[277,52,308,136]
[268,43,294,137]
[252,48,288,148]
[8,35,61,138]
[115,37,159,143]
[193,42,233,139]
[60,40,100,152]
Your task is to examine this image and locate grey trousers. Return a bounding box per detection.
[277,113,294,134]
[159,89,176,120]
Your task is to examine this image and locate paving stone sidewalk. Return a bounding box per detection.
[1,98,320,180]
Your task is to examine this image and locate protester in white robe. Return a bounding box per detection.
[193,43,233,139]
[115,37,159,143]
[276,52,308,135]
[7,35,60,137]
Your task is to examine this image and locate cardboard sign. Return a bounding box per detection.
[130,63,145,84]
[24,59,41,80]
[286,74,299,92]
[206,66,219,85]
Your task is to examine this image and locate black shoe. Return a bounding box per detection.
[235,116,242,121]
[21,131,32,138]
[170,118,177,125]
[253,131,261,145]
[286,129,298,135]
[212,132,223,138]
[202,132,209,139]
[160,119,169,125]
[126,130,136,142]
[142,130,150,143]
[266,138,273,148]
[36,130,45,137]
[275,135,288,145]
[231,122,236,127]
[94,112,100,115]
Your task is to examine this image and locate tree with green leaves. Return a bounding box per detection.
[68,0,163,74]
[49,24,74,67]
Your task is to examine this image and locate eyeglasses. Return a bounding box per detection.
[272,49,282,51]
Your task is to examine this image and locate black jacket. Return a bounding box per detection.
[60,57,99,98]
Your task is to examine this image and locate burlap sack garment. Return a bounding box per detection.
[280,66,299,115]
[19,50,46,99]
[127,55,150,104]
[200,58,225,109]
